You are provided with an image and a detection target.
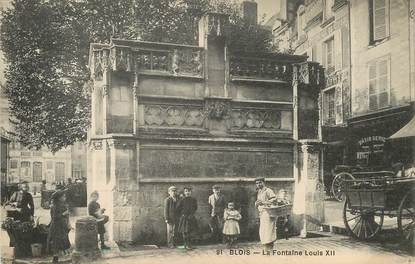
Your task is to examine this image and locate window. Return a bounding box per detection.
[55,162,65,182]
[297,5,306,39]
[324,38,335,74]
[21,151,31,157]
[21,161,31,178]
[323,89,336,125]
[368,57,390,110]
[33,162,42,182]
[33,151,42,157]
[10,160,18,169]
[72,170,82,179]
[370,0,389,43]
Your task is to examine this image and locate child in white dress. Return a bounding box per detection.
[222,202,242,248]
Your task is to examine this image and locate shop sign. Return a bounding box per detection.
[356,136,386,164]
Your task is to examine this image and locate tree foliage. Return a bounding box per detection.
[1,0,274,152]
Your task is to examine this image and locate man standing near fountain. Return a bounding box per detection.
[254,177,277,251]
[208,185,226,243]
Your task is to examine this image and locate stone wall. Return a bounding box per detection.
[113,181,294,244]
[139,146,293,179]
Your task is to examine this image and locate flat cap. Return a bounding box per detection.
[254,177,265,182]
[168,186,177,191]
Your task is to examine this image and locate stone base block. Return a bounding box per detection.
[71,250,101,264]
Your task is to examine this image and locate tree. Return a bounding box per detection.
[1,0,275,152]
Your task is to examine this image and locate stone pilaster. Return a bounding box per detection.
[292,139,325,237]
[106,138,138,242]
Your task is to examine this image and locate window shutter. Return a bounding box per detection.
[373,0,388,40]
[335,86,343,125]
[321,43,327,71]
[334,31,343,71]
[312,44,318,62]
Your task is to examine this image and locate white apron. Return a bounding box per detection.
[257,187,277,244]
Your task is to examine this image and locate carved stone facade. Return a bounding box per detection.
[91,44,204,79]
[88,12,323,243]
[203,98,230,120]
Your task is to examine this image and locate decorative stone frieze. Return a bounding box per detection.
[228,109,281,130]
[230,57,292,81]
[143,104,205,128]
[111,46,133,72]
[91,44,203,78]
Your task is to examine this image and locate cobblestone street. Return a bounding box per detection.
[91,235,413,264]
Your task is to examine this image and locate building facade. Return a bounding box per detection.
[271,0,414,177]
[7,142,72,191]
[348,0,414,168]
[71,141,88,180]
[271,0,351,191]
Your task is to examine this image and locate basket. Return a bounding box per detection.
[264,204,292,218]
[31,243,42,257]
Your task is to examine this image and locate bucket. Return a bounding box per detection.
[31,243,42,257]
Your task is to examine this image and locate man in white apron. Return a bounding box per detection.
[255,177,277,250]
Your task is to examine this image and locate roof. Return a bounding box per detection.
[389,116,415,139]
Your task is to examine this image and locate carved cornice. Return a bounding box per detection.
[107,140,136,149]
[298,140,322,153]
[89,140,103,151]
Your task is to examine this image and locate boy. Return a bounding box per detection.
[177,187,198,250]
[164,186,178,248]
[88,191,110,250]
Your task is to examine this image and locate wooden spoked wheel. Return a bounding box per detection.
[343,200,383,240]
[332,172,355,202]
[397,192,415,243]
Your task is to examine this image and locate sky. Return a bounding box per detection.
[256,0,280,22]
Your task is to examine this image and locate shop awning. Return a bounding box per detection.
[389,116,415,139]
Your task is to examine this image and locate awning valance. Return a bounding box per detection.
[389,116,415,139]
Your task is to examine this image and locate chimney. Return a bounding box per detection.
[241,0,258,25]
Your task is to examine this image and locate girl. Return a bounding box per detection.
[223,202,242,249]
[177,187,198,250]
[47,190,71,263]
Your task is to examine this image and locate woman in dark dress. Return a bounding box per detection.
[177,187,198,250]
[7,181,34,222]
[47,190,71,263]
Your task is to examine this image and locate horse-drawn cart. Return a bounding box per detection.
[331,167,395,202]
[342,176,415,242]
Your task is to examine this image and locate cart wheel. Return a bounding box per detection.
[332,172,355,202]
[397,192,415,242]
[343,199,383,240]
